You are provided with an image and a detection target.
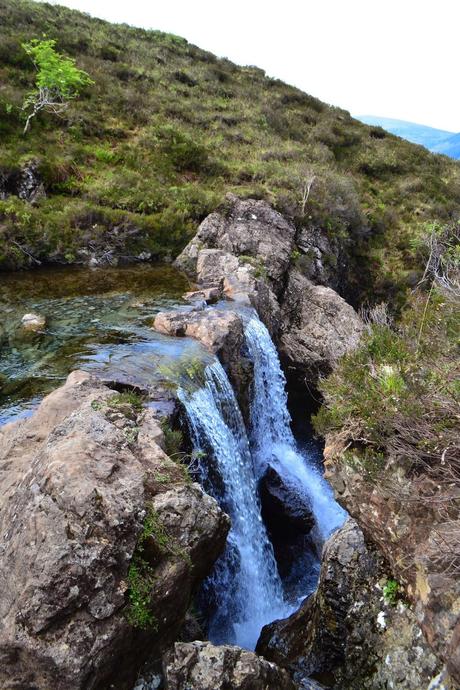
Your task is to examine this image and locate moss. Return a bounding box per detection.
[160,419,183,458]
[107,391,144,411]
[125,557,157,629]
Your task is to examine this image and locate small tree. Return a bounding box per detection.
[21,39,93,134]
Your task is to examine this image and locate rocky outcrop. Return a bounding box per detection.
[257,519,447,689]
[175,196,364,387]
[163,641,296,690]
[0,371,229,690]
[279,270,364,387]
[324,439,460,687]
[174,194,296,333]
[175,193,296,291]
[0,161,45,204]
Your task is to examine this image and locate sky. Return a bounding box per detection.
[41,0,460,132]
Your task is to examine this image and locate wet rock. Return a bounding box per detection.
[279,270,364,386]
[259,467,318,601]
[163,641,296,690]
[21,312,47,331]
[257,519,447,689]
[0,371,229,690]
[260,466,314,533]
[153,306,243,371]
[183,287,222,305]
[153,306,252,419]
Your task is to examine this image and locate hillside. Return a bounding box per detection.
[1,0,460,306]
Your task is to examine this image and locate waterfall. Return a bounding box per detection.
[178,360,290,650]
[244,316,346,542]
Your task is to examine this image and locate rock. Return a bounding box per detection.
[153,306,253,419]
[163,641,296,690]
[259,467,318,602]
[0,371,229,690]
[324,438,460,687]
[257,519,447,689]
[0,161,45,204]
[279,270,364,386]
[260,466,314,533]
[153,306,243,369]
[175,193,296,292]
[183,287,222,305]
[21,312,46,331]
[17,161,46,203]
[174,194,296,333]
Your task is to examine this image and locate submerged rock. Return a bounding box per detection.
[0,371,229,690]
[163,641,296,690]
[257,519,447,689]
[21,312,46,331]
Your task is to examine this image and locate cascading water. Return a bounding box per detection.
[244,315,346,543]
[178,360,291,650]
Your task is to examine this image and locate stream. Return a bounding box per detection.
[0,264,345,652]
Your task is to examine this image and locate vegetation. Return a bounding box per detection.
[313,220,459,569]
[1,0,459,305]
[21,38,93,133]
[107,390,144,411]
[382,578,400,606]
[125,505,172,629]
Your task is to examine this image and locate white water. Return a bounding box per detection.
[244,316,346,542]
[178,360,290,649]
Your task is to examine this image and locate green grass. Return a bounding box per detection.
[313,284,459,480]
[1,0,459,305]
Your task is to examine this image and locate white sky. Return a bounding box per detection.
[41,0,460,132]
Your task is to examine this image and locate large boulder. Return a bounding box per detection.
[257,519,447,689]
[174,194,296,333]
[175,193,296,292]
[279,270,364,387]
[153,306,243,363]
[163,641,296,690]
[0,371,229,690]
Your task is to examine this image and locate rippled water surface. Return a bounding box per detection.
[0,264,202,425]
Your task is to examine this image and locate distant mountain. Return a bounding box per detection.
[432,132,460,159]
[357,116,460,159]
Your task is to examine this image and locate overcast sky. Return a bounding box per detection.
[42,0,460,132]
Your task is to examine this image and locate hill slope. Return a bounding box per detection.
[358,116,460,159]
[0,0,459,305]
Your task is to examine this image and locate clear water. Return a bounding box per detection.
[244,315,346,543]
[0,264,196,425]
[178,360,291,649]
